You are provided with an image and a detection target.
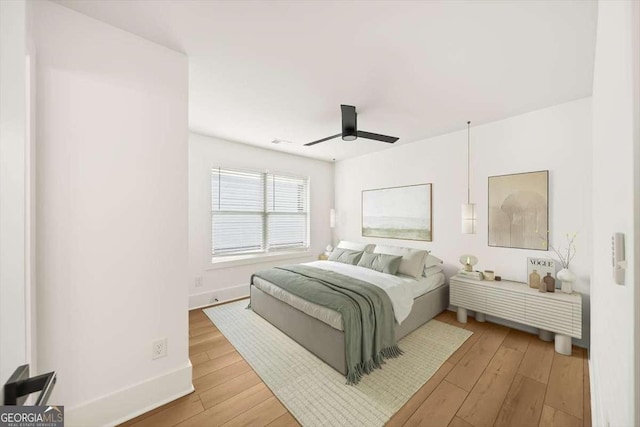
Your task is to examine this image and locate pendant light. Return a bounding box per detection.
[461,121,476,234]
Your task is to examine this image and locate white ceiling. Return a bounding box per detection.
[55,0,597,161]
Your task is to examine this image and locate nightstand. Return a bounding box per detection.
[318,254,329,261]
[450,274,582,355]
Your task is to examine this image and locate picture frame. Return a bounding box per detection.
[488,170,549,250]
[361,183,432,241]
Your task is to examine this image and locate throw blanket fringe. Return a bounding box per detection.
[346,345,403,384]
[347,344,404,385]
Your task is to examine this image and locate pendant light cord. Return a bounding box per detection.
[467,121,471,204]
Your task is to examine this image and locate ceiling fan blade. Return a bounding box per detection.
[304,133,341,146]
[357,130,399,143]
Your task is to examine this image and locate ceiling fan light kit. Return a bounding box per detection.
[305,105,399,146]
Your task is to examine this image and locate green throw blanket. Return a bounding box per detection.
[251,265,403,385]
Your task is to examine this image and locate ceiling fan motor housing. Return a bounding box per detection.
[341,105,357,141]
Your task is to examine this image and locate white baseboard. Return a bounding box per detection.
[65,361,193,427]
[189,283,249,309]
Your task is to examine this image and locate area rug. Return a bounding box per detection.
[204,300,472,427]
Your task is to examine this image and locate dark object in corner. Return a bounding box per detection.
[305,105,399,146]
[3,364,56,405]
[495,276,502,281]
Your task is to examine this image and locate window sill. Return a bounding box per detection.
[208,249,311,270]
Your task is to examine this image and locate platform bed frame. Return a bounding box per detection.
[250,283,450,375]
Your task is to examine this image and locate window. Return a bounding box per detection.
[212,168,309,257]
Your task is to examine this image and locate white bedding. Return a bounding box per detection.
[251,260,445,331]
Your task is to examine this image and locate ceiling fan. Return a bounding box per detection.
[304,105,399,146]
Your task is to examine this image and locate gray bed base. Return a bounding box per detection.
[250,283,450,375]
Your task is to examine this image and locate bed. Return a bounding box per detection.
[249,259,449,379]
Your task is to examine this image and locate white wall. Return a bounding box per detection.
[34,2,190,425]
[589,1,639,426]
[0,0,27,400]
[335,98,592,346]
[189,132,334,308]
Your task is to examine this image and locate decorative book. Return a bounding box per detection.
[457,270,485,280]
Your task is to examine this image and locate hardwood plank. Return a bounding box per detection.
[539,404,582,427]
[222,396,288,426]
[206,341,237,360]
[131,394,203,427]
[190,324,218,337]
[386,361,455,427]
[176,383,272,427]
[266,413,300,427]
[189,334,227,356]
[189,310,206,319]
[189,310,208,322]
[189,352,209,366]
[502,329,533,353]
[192,351,244,379]
[404,380,468,427]
[447,416,474,427]
[545,348,583,419]
[583,352,591,427]
[119,394,197,427]
[445,325,509,391]
[446,329,481,365]
[199,370,262,409]
[463,317,491,334]
[189,330,223,346]
[189,318,215,329]
[494,374,546,427]
[518,338,555,384]
[192,360,253,393]
[434,310,458,325]
[456,346,524,426]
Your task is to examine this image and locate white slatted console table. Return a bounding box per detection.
[450,274,582,355]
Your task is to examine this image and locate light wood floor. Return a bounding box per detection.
[120,303,591,427]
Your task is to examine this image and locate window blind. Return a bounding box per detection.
[267,174,308,250]
[211,168,309,256]
[212,168,265,255]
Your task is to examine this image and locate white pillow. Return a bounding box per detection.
[424,254,443,268]
[423,265,443,277]
[337,240,375,253]
[373,245,429,279]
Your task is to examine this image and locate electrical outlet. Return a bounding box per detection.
[152,338,167,360]
[195,277,203,288]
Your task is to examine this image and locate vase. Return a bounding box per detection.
[557,268,576,294]
[543,272,555,293]
[529,270,541,289]
[538,274,547,293]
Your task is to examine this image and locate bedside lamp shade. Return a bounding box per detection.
[461,203,476,234]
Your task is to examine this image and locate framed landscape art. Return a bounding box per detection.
[362,183,432,241]
[488,170,548,250]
